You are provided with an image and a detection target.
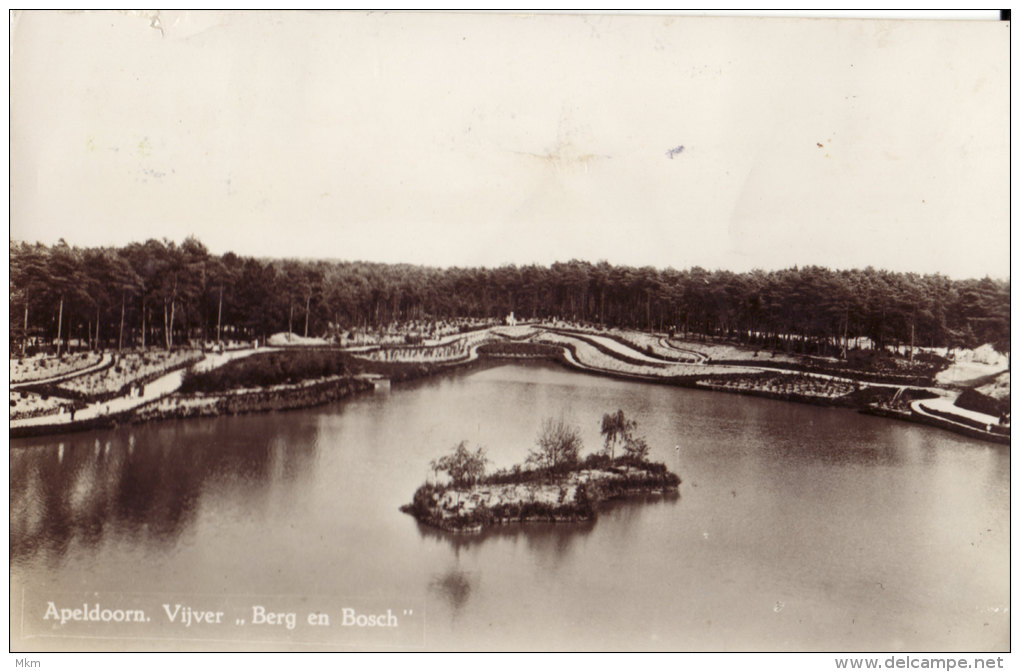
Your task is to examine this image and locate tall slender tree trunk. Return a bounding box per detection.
[216,286,223,343]
[168,300,176,350]
[842,307,849,359]
[141,301,146,349]
[95,306,100,350]
[56,296,64,356]
[304,294,311,337]
[119,292,126,352]
[288,303,294,340]
[909,320,915,363]
[22,290,29,357]
[180,302,187,345]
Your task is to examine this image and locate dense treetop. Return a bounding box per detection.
[9,237,1010,358]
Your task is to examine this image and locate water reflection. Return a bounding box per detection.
[10,418,321,566]
[412,495,680,570]
[413,518,596,554]
[413,516,601,573]
[601,491,680,515]
[430,568,474,616]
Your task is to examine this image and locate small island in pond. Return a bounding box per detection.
[401,411,682,533]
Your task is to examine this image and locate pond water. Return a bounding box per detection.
[9,362,1010,651]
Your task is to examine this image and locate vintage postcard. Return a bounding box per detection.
[8,10,1010,664]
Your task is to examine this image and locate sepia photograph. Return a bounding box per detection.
[7,9,1011,662]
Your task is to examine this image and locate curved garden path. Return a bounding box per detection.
[10,353,115,390]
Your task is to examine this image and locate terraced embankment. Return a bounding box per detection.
[342,324,1007,445]
[10,325,1008,445]
[9,347,269,438]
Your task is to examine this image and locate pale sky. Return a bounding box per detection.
[10,11,1010,279]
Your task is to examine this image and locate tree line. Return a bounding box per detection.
[9,237,1010,359]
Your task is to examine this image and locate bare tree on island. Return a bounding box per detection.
[427,441,489,507]
[529,417,583,469]
[433,441,488,487]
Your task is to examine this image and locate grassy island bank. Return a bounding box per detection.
[401,456,681,533]
[401,412,681,533]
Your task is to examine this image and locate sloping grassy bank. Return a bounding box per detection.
[954,387,1010,418]
[133,349,372,424]
[180,349,349,392]
[476,342,565,359]
[135,376,373,423]
[710,349,946,387]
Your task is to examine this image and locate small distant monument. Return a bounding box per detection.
[505,311,517,326]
